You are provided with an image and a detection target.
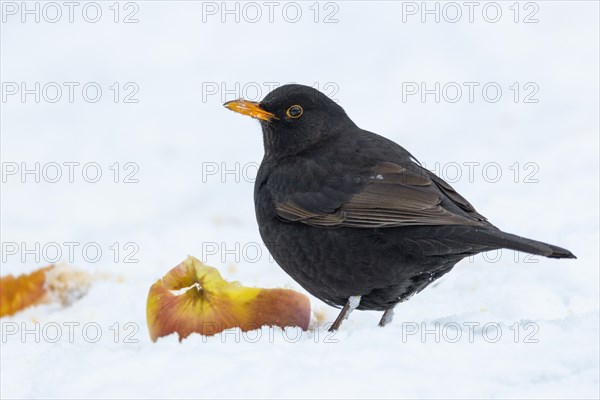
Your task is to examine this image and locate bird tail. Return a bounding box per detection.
[473,229,576,259]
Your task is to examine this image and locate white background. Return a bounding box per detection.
[1,1,599,398]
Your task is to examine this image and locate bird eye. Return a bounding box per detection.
[286,105,303,118]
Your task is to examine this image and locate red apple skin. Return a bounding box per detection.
[147,256,311,341]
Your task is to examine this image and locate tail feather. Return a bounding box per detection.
[473,229,576,259]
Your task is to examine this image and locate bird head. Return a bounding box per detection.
[224,84,355,157]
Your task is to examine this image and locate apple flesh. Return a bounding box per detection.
[146,256,311,341]
[0,264,91,317]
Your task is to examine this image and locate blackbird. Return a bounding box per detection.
[224,84,576,330]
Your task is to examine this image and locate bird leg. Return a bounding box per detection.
[329,295,361,331]
[378,307,395,327]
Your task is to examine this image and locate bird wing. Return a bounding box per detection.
[275,161,487,228]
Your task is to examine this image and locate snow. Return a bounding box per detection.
[348,295,362,311]
[1,1,599,398]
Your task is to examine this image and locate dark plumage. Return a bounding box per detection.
[224,84,576,329]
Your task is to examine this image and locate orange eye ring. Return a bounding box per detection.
[286,105,303,118]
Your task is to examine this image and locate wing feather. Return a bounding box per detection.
[275,162,486,228]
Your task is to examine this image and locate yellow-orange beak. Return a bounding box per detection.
[223,99,277,122]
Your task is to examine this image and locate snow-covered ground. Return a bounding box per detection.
[1,1,598,398]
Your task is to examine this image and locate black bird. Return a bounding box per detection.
[224,84,576,330]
